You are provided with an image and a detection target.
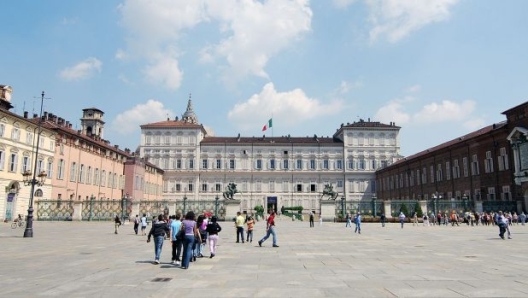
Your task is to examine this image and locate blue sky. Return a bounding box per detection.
[2,0,528,156]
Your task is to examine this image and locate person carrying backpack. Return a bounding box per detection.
[133,215,140,235]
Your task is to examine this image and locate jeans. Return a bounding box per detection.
[400,220,404,228]
[182,235,194,268]
[246,230,253,242]
[346,219,351,227]
[153,235,164,261]
[355,223,361,233]
[236,227,244,242]
[259,226,277,246]
[171,239,182,261]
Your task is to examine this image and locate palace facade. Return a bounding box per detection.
[139,99,402,214]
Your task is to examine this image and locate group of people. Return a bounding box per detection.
[142,210,279,269]
[145,211,222,269]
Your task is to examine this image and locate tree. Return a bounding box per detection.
[414,201,424,218]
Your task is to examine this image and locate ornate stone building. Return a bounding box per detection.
[139,98,402,214]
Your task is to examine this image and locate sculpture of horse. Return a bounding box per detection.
[320,183,338,200]
[223,182,241,200]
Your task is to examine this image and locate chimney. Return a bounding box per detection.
[33,113,38,118]
[65,121,70,128]
[24,111,28,118]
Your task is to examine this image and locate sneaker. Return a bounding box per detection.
[154,260,160,264]
[273,244,279,247]
[258,240,262,247]
[210,253,215,258]
[176,261,181,266]
[171,260,176,264]
[508,236,512,239]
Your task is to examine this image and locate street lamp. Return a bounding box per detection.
[121,193,129,222]
[462,193,468,212]
[214,195,219,217]
[22,91,46,238]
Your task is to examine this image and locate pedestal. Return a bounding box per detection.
[72,201,83,221]
[130,203,140,219]
[384,200,392,218]
[320,200,336,222]
[224,200,241,221]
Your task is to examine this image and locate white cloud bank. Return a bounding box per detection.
[59,57,102,81]
[228,82,343,131]
[118,0,312,89]
[111,100,174,135]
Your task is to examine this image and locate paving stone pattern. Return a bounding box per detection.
[1,218,527,297]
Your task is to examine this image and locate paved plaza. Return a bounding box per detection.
[1,218,527,298]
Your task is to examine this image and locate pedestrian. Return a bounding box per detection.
[450,212,459,226]
[309,211,314,228]
[354,212,361,234]
[345,212,351,227]
[235,211,245,243]
[206,216,222,258]
[399,212,406,228]
[412,212,418,226]
[133,215,140,235]
[146,214,170,264]
[195,215,207,258]
[181,211,201,269]
[380,213,386,227]
[520,212,526,226]
[423,214,429,226]
[258,211,279,247]
[497,211,508,240]
[140,213,148,236]
[114,215,122,234]
[170,214,183,266]
[246,216,254,243]
[319,214,323,226]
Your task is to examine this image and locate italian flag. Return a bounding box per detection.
[262,118,273,131]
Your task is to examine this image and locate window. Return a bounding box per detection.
[215,183,221,192]
[310,159,316,170]
[484,151,494,173]
[445,161,451,180]
[216,159,221,169]
[323,159,329,170]
[0,150,4,171]
[201,183,208,192]
[347,159,354,170]
[269,181,275,192]
[26,131,33,145]
[256,159,262,170]
[498,147,509,171]
[430,165,435,183]
[282,181,289,192]
[176,159,182,169]
[22,156,31,173]
[79,164,86,183]
[270,159,276,169]
[453,159,460,179]
[296,159,302,169]
[283,160,289,169]
[296,183,302,192]
[336,159,343,170]
[436,164,442,182]
[310,183,316,192]
[189,159,194,169]
[502,185,511,201]
[463,157,468,177]
[11,127,19,141]
[94,168,99,186]
[202,159,208,169]
[358,159,365,170]
[9,153,17,172]
[421,167,427,184]
[188,183,193,192]
[57,159,64,179]
[101,170,106,186]
[0,124,4,137]
[487,187,495,200]
[337,180,343,188]
[471,154,479,175]
[87,166,92,184]
[70,162,76,182]
[175,184,181,192]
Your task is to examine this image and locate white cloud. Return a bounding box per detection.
[413,100,475,123]
[228,82,343,131]
[335,80,363,95]
[143,56,184,90]
[366,0,460,42]
[463,118,486,131]
[59,57,102,81]
[118,0,312,88]
[332,0,357,9]
[111,100,174,135]
[374,97,413,125]
[406,84,421,93]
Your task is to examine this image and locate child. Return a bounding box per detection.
[246,216,254,243]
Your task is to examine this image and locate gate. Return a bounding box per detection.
[36,199,74,221]
[427,199,474,216]
[338,200,383,217]
[482,200,517,213]
[82,198,122,221]
[390,200,418,217]
[138,199,226,221]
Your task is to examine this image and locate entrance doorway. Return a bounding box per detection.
[266,196,277,214]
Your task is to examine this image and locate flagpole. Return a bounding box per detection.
[271,114,274,138]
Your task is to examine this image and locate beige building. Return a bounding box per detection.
[0,86,56,221]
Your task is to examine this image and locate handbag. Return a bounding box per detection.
[176,223,185,240]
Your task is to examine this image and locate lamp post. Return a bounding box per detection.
[462,194,468,212]
[214,195,219,217]
[22,91,46,238]
[341,197,346,218]
[183,195,188,214]
[89,194,95,221]
[371,196,377,217]
[121,193,128,223]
